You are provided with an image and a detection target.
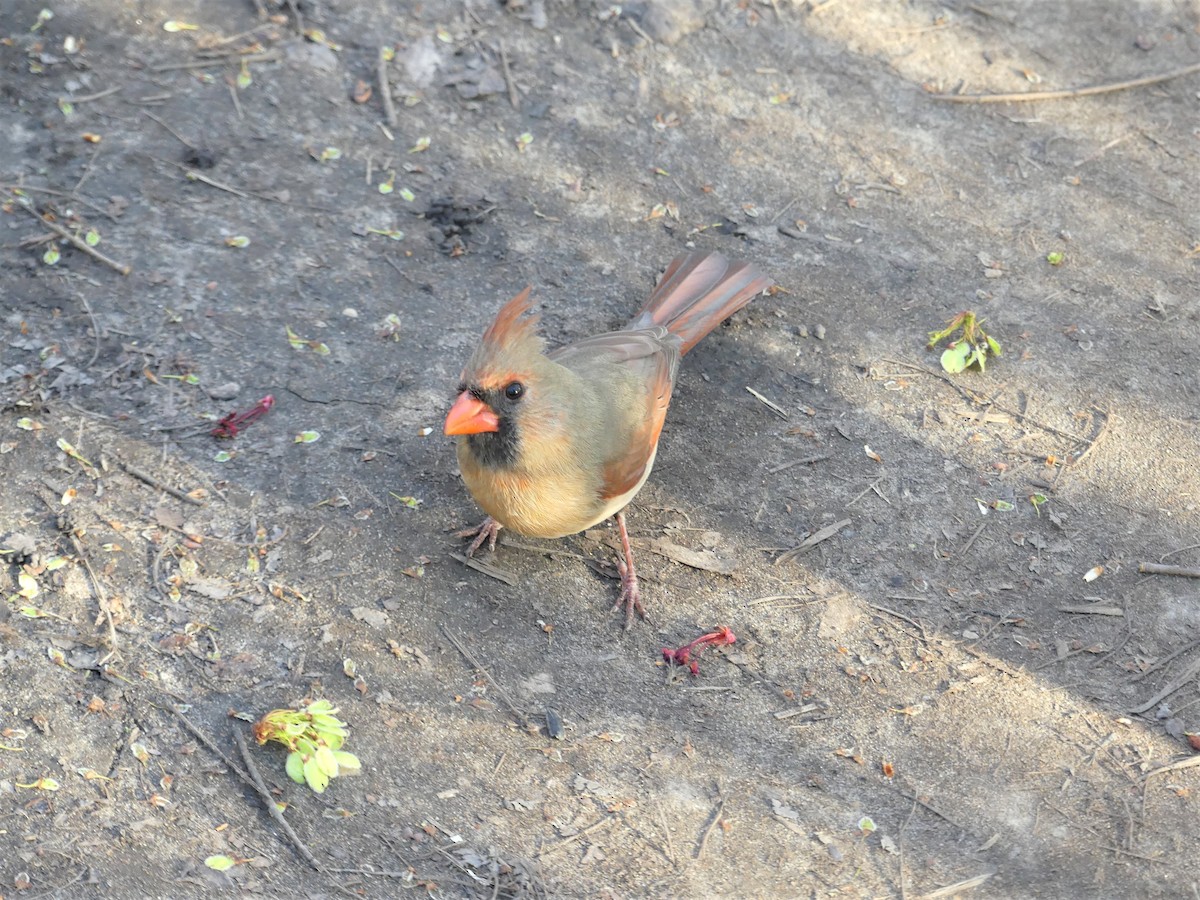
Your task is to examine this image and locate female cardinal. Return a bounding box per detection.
[444,251,773,627]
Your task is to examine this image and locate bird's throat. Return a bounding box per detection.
[466,418,519,469]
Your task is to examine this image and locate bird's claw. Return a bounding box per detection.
[612,556,647,630]
[457,516,502,557]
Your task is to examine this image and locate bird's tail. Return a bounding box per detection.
[627,252,773,355]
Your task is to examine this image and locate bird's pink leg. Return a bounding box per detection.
[612,511,647,629]
[457,516,502,557]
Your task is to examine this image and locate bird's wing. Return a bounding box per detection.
[549,328,681,501]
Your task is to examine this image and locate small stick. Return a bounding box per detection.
[847,476,885,508]
[745,386,788,419]
[497,41,519,110]
[868,602,930,643]
[449,551,517,585]
[656,803,676,868]
[149,49,281,72]
[930,61,1200,104]
[69,85,125,104]
[226,79,244,119]
[11,196,131,275]
[1129,654,1200,715]
[1,184,117,221]
[115,457,205,506]
[441,625,534,731]
[768,454,829,474]
[170,706,255,787]
[957,521,987,558]
[919,873,995,898]
[769,193,800,224]
[776,518,851,565]
[377,46,397,127]
[694,798,724,859]
[1059,604,1124,616]
[1142,754,1200,782]
[78,291,102,367]
[69,534,118,656]
[183,168,251,198]
[141,110,196,148]
[1138,563,1200,579]
[233,727,324,872]
[1130,637,1200,683]
[536,815,615,857]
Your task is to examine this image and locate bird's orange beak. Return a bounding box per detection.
[444,391,500,435]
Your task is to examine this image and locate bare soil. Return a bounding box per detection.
[3,1,1200,897]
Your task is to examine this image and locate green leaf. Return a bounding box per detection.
[43,246,61,265]
[84,229,101,246]
[294,430,321,444]
[315,744,340,778]
[858,816,877,834]
[213,450,234,463]
[204,855,236,871]
[986,335,1002,357]
[940,342,971,374]
[286,750,306,784]
[409,136,431,153]
[332,750,362,776]
[1046,251,1064,266]
[225,235,250,248]
[398,187,415,202]
[303,754,330,792]
[18,572,39,599]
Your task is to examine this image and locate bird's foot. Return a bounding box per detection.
[611,510,647,630]
[612,556,647,630]
[456,516,502,557]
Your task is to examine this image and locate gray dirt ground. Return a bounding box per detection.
[2,0,1200,896]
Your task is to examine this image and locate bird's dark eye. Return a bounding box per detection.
[504,381,524,401]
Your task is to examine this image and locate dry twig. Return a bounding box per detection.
[441,625,534,731]
[11,194,131,275]
[377,45,397,127]
[930,61,1200,104]
[230,728,325,872]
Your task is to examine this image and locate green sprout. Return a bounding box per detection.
[252,700,361,793]
[927,311,1002,374]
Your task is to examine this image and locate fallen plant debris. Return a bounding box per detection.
[252,699,361,793]
[662,625,736,676]
[211,394,275,438]
[927,311,1002,373]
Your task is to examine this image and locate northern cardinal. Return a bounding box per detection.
[444,251,773,627]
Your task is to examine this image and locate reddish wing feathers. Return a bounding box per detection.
[596,251,771,501]
[631,252,773,355]
[599,359,674,501]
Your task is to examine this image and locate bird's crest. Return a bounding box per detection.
[465,287,545,385]
[482,287,539,352]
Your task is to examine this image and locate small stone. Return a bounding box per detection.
[206,382,240,401]
[342,307,358,318]
[813,324,826,340]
